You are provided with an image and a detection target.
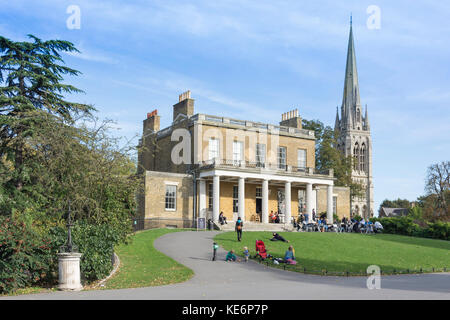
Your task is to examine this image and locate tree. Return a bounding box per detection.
[424,161,449,217]
[0,35,93,191]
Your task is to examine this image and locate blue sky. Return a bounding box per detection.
[1,0,449,212]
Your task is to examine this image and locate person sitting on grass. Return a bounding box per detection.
[270,232,290,243]
[284,245,297,264]
[225,249,240,262]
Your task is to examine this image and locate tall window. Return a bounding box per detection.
[256,187,262,198]
[298,189,306,214]
[360,143,366,172]
[233,186,239,213]
[208,183,213,210]
[208,138,219,161]
[165,185,176,210]
[297,149,306,169]
[353,143,360,171]
[278,146,287,169]
[256,144,266,168]
[233,141,243,164]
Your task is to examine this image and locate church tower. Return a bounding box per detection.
[334,18,374,219]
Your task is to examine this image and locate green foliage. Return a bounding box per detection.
[353,215,362,221]
[0,35,140,293]
[0,216,54,294]
[371,216,449,241]
[49,222,126,282]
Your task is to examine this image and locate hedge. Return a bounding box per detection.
[370,216,449,241]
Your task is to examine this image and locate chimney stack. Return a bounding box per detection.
[173,90,194,121]
[143,109,160,133]
[279,108,302,129]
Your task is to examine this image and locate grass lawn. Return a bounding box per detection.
[104,228,194,289]
[214,232,450,275]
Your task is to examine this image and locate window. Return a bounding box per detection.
[298,189,306,214]
[353,143,359,170]
[278,146,287,169]
[297,149,306,169]
[360,143,366,172]
[233,141,243,164]
[208,138,219,161]
[333,196,337,215]
[208,183,213,210]
[233,186,239,213]
[165,185,176,210]
[256,187,262,198]
[256,144,266,168]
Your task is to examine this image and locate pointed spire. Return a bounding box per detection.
[341,16,361,130]
[364,104,370,131]
[334,106,340,132]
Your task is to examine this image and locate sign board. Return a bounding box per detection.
[197,217,206,230]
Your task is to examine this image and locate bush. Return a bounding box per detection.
[0,217,54,294]
[49,221,126,282]
[371,216,449,241]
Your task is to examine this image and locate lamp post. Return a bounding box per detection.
[57,201,83,291]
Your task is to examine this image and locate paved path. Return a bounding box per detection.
[3,231,450,300]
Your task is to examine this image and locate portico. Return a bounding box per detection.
[198,165,335,225]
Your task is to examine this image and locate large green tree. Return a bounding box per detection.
[0,35,93,191]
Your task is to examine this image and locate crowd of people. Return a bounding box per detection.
[292,213,383,234]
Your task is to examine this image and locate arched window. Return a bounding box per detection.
[353,143,359,170]
[360,143,366,172]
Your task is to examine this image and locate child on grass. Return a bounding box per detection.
[243,247,249,262]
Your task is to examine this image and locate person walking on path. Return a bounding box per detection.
[212,242,219,261]
[235,217,244,242]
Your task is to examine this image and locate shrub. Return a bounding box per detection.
[371,216,449,241]
[49,221,126,282]
[0,217,54,294]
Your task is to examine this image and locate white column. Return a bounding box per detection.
[327,185,334,224]
[238,177,245,221]
[262,179,269,223]
[199,180,206,218]
[213,175,220,222]
[285,181,291,224]
[306,183,313,223]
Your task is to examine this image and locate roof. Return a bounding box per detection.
[379,207,409,217]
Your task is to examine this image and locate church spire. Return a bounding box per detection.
[342,17,361,130]
[364,104,370,131]
[334,106,340,132]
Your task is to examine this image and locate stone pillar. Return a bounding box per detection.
[199,179,207,219]
[57,252,83,291]
[213,175,220,222]
[306,183,313,223]
[238,177,245,221]
[327,185,334,224]
[285,181,291,224]
[262,179,269,223]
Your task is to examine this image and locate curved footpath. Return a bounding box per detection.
[3,231,450,300]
